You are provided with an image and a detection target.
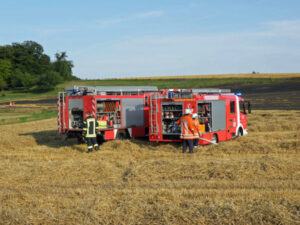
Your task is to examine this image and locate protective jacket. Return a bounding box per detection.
[83,116,99,138]
[192,119,201,138]
[177,115,197,139]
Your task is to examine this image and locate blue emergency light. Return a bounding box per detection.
[235,92,242,96]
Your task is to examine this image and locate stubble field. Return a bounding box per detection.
[0,110,299,224]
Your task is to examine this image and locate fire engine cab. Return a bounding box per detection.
[149,88,251,145]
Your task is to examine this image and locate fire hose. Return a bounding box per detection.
[198,137,218,145]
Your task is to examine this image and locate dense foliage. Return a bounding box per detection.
[0,41,76,90]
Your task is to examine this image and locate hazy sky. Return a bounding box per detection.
[1,0,300,79]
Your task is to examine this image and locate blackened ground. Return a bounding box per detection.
[1,80,299,110]
[222,81,300,110]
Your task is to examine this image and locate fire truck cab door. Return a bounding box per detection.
[227,100,237,136]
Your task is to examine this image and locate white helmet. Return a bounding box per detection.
[192,113,198,118]
[185,109,192,114]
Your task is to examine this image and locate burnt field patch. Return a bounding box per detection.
[221,80,300,110]
[2,79,300,110]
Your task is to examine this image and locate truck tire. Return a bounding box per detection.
[116,132,125,140]
[211,134,218,144]
[97,135,104,144]
[238,128,243,137]
[76,134,85,144]
[116,130,129,140]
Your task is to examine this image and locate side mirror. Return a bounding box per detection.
[243,103,247,114]
[247,101,251,114]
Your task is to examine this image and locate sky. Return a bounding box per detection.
[1,0,300,79]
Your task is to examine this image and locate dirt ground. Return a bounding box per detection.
[0,110,299,224]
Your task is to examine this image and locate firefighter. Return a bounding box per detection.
[82,88,88,96]
[192,113,201,148]
[83,112,99,153]
[72,88,80,96]
[98,114,108,129]
[177,109,197,153]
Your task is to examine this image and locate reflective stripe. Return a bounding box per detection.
[193,133,199,138]
[85,117,97,138]
[181,119,189,135]
[181,121,184,135]
[180,134,194,137]
[180,135,195,139]
[235,95,241,136]
[92,97,96,118]
[184,120,188,135]
[181,133,194,136]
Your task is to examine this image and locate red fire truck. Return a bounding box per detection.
[58,86,250,145]
[149,88,251,145]
[57,86,158,143]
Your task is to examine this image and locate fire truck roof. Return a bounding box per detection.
[65,86,158,95]
[163,88,232,94]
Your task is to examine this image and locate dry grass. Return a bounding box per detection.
[124,73,300,80]
[0,110,299,224]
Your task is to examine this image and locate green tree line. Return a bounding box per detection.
[0,41,77,91]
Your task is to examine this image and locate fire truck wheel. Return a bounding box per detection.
[77,135,85,144]
[211,134,218,144]
[116,130,129,140]
[117,133,125,140]
[238,128,243,137]
[97,135,104,144]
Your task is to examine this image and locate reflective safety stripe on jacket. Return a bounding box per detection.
[177,115,196,139]
[83,116,99,138]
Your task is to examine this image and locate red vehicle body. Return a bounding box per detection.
[149,89,250,145]
[58,86,157,142]
[58,86,250,145]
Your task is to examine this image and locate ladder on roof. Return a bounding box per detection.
[65,86,158,96]
[191,88,231,94]
[57,92,66,134]
[164,88,232,95]
[150,93,159,134]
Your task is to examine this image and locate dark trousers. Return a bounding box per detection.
[194,138,199,147]
[86,137,99,152]
[182,139,194,153]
